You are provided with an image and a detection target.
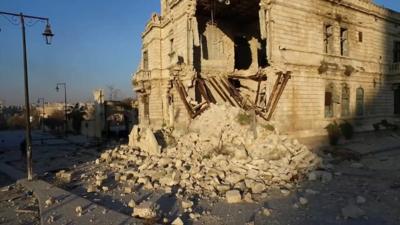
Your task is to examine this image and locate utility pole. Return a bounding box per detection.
[0,11,54,181]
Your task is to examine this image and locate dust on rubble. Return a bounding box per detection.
[99,104,321,200]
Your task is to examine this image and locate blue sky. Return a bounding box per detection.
[0,0,160,105]
[0,0,399,105]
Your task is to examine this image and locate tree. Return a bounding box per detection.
[68,103,86,135]
[44,109,64,132]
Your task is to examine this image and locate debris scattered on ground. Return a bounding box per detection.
[225,190,242,203]
[261,207,271,216]
[56,170,73,183]
[132,201,158,219]
[45,197,55,207]
[299,197,308,205]
[87,104,320,203]
[171,216,184,225]
[75,206,83,217]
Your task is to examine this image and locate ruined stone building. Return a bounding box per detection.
[133,0,400,136]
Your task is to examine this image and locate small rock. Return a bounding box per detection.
[243,193,253,202]
[132,201,157,219]
[75,206,83,217]
[171,217,184,225]
[226,190,242,203]
[128,199,136,208]
[87,184,97,193]
[45,197,55,207]
[299,197,308,205]
[280,189,290,196]
[47,215,55,223]
[305,189,319,195]
[356,196,366,204]
[181,200,193,209]
[341,204,365,219]
[261,207,271,216]
[124,186,133,194]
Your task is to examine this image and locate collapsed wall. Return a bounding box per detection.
[99,104,322,199]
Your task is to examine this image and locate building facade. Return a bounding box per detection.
[133,0,400,136]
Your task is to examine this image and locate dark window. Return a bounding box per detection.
[143,50,149,70]
[143,95,150,118]
[258,39,268,68]
[394,86,400,114]
[358,32,363,43]
[324,24,334,54]
[234,36,252,70]
[340,28,349,56]
[356,87,364,116]
[170,39,174,54]
[393,41,400,63]
[342,85,350,117]
[325,89,334,118]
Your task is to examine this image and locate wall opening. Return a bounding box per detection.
[142,95,150,119]
[325,83,335,118]
[356,87,364,116]
[393,41,400,63]
[341,85,350,117]
[143,50,149,70]
[195,0,263,72]
[258,39,268,68]
[394,86,400,114]
[324,24,334,54]
[234,36,252,70]
[340,27,349,56]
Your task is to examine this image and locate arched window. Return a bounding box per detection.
[356,87,364,116]
[325,83,335,118]
[341,85,350,117]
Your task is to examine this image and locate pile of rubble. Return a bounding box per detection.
[91,104,321,203]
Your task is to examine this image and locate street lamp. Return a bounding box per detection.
[0,11,54,181]
[56,83,68,136]
[37,98,45,131]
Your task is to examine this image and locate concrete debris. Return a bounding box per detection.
[94,104,320,201]
[226,190,242,203]
[132,201,157,219]
[128,199,136,208]
[299,197,308,205]
[341,204,365,219]
[356,196,367,204]
[87,184,97,193]
[171,217,184,225]
[45,197,55,207]
[55,170,73,183]
[75,206,83,217]
[181,200,194,209]
[261,207,271,216]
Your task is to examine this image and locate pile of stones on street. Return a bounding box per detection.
[85,104,321,218]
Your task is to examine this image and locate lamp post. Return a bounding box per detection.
[56,83,68,136]
[0,11,54,181]
[37,98,45,131]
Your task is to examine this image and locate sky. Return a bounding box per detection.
[0,0,160,105]
[0,0,399,105]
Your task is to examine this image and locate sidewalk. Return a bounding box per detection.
[0,162,145,225]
